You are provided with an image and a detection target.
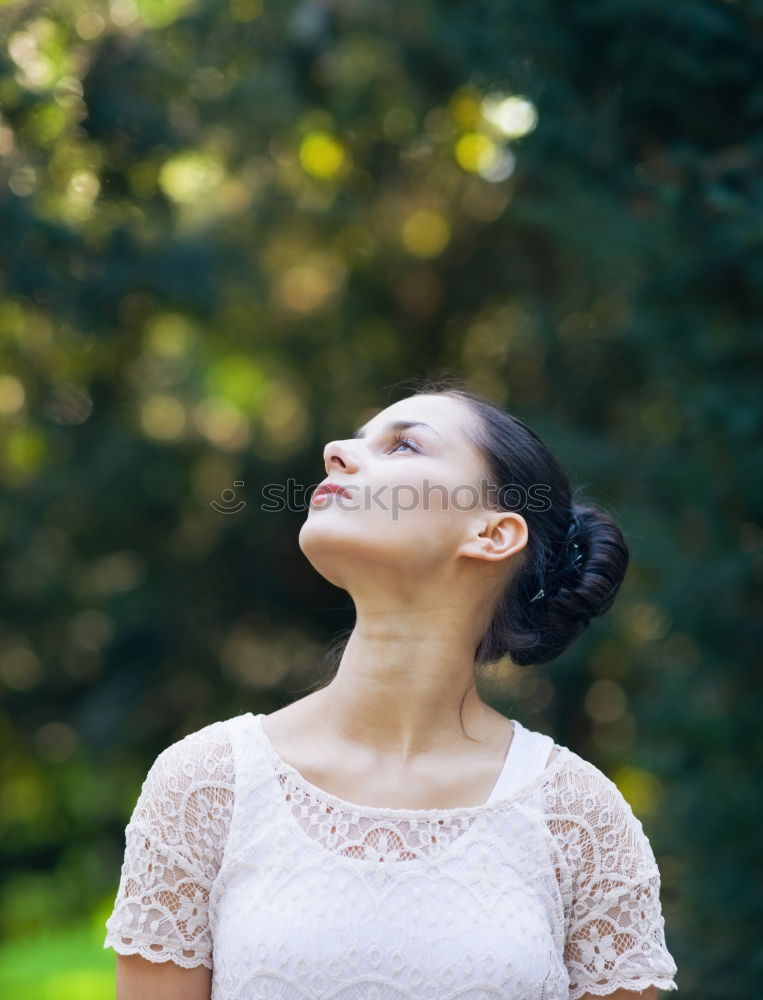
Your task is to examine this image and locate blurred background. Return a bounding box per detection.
[0,0,761,997]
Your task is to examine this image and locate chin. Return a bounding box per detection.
[298,523,350,589]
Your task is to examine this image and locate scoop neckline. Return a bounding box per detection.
[248,710,547,819]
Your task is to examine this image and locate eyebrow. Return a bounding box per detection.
[352,419,445,442]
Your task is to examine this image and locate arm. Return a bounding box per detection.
[104,723,235,984]
[116,954,212,1000]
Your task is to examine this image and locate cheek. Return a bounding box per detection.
[365,473,480,519]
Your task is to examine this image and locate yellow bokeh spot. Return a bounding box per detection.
[68,170,100,201]
[0,375,26,416]
[401,210,451,259]
[193,397,251,451]
[205,356,267,416]
[134,0,195,29]
[144,312,195,357]
[584,679,627,723]
[276,252,346,312]
[158,152,225,203]
[256,382,312,457]
[623,600,671,642]
[454,133,497,173]
[448,88,481,129]
[8,26,57,91]
[613,766,663,816]
[298,132,347,180]
[110,0,140,27]
[140,395,186,440]
[64,169,100,219]
[75,11,106,39]
[4,427,46,473]
[0,642,42,690]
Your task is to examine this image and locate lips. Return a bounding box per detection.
[312,481,353,502]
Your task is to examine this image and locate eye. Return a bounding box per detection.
[389,433,419,454]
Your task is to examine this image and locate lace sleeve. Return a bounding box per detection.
[103,721,235,970]
[547,757,678,999]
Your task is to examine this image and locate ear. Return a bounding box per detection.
[457,511,528,564]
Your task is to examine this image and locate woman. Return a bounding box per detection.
[104,381,679,999]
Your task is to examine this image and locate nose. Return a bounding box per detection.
[323,438,359,475]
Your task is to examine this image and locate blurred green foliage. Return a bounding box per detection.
[0,0,761,996]
[0,900,114,998]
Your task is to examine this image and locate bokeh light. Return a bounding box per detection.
[454,133,497,173]
[139,395,187,441]
[481,94,538,139]
[401,209,451,258]
[158,152,226,203]
[299,132,349,180]
[0,376,26,417]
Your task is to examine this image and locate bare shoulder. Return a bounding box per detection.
[261,691,323,742]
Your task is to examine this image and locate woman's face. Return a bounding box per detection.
[298,393,498,588]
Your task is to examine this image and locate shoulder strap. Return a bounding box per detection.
[487,720,556,802]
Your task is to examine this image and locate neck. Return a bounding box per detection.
[309,619,492,762]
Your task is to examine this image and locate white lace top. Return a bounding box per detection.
[103,712,678,999]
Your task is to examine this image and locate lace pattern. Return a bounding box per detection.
[277,770,483,862]
[103,713,678,998]
[103,721,234,969]
[544,759,677,998]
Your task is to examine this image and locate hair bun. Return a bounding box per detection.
[518,505,629,665]
[561,513,586,576]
